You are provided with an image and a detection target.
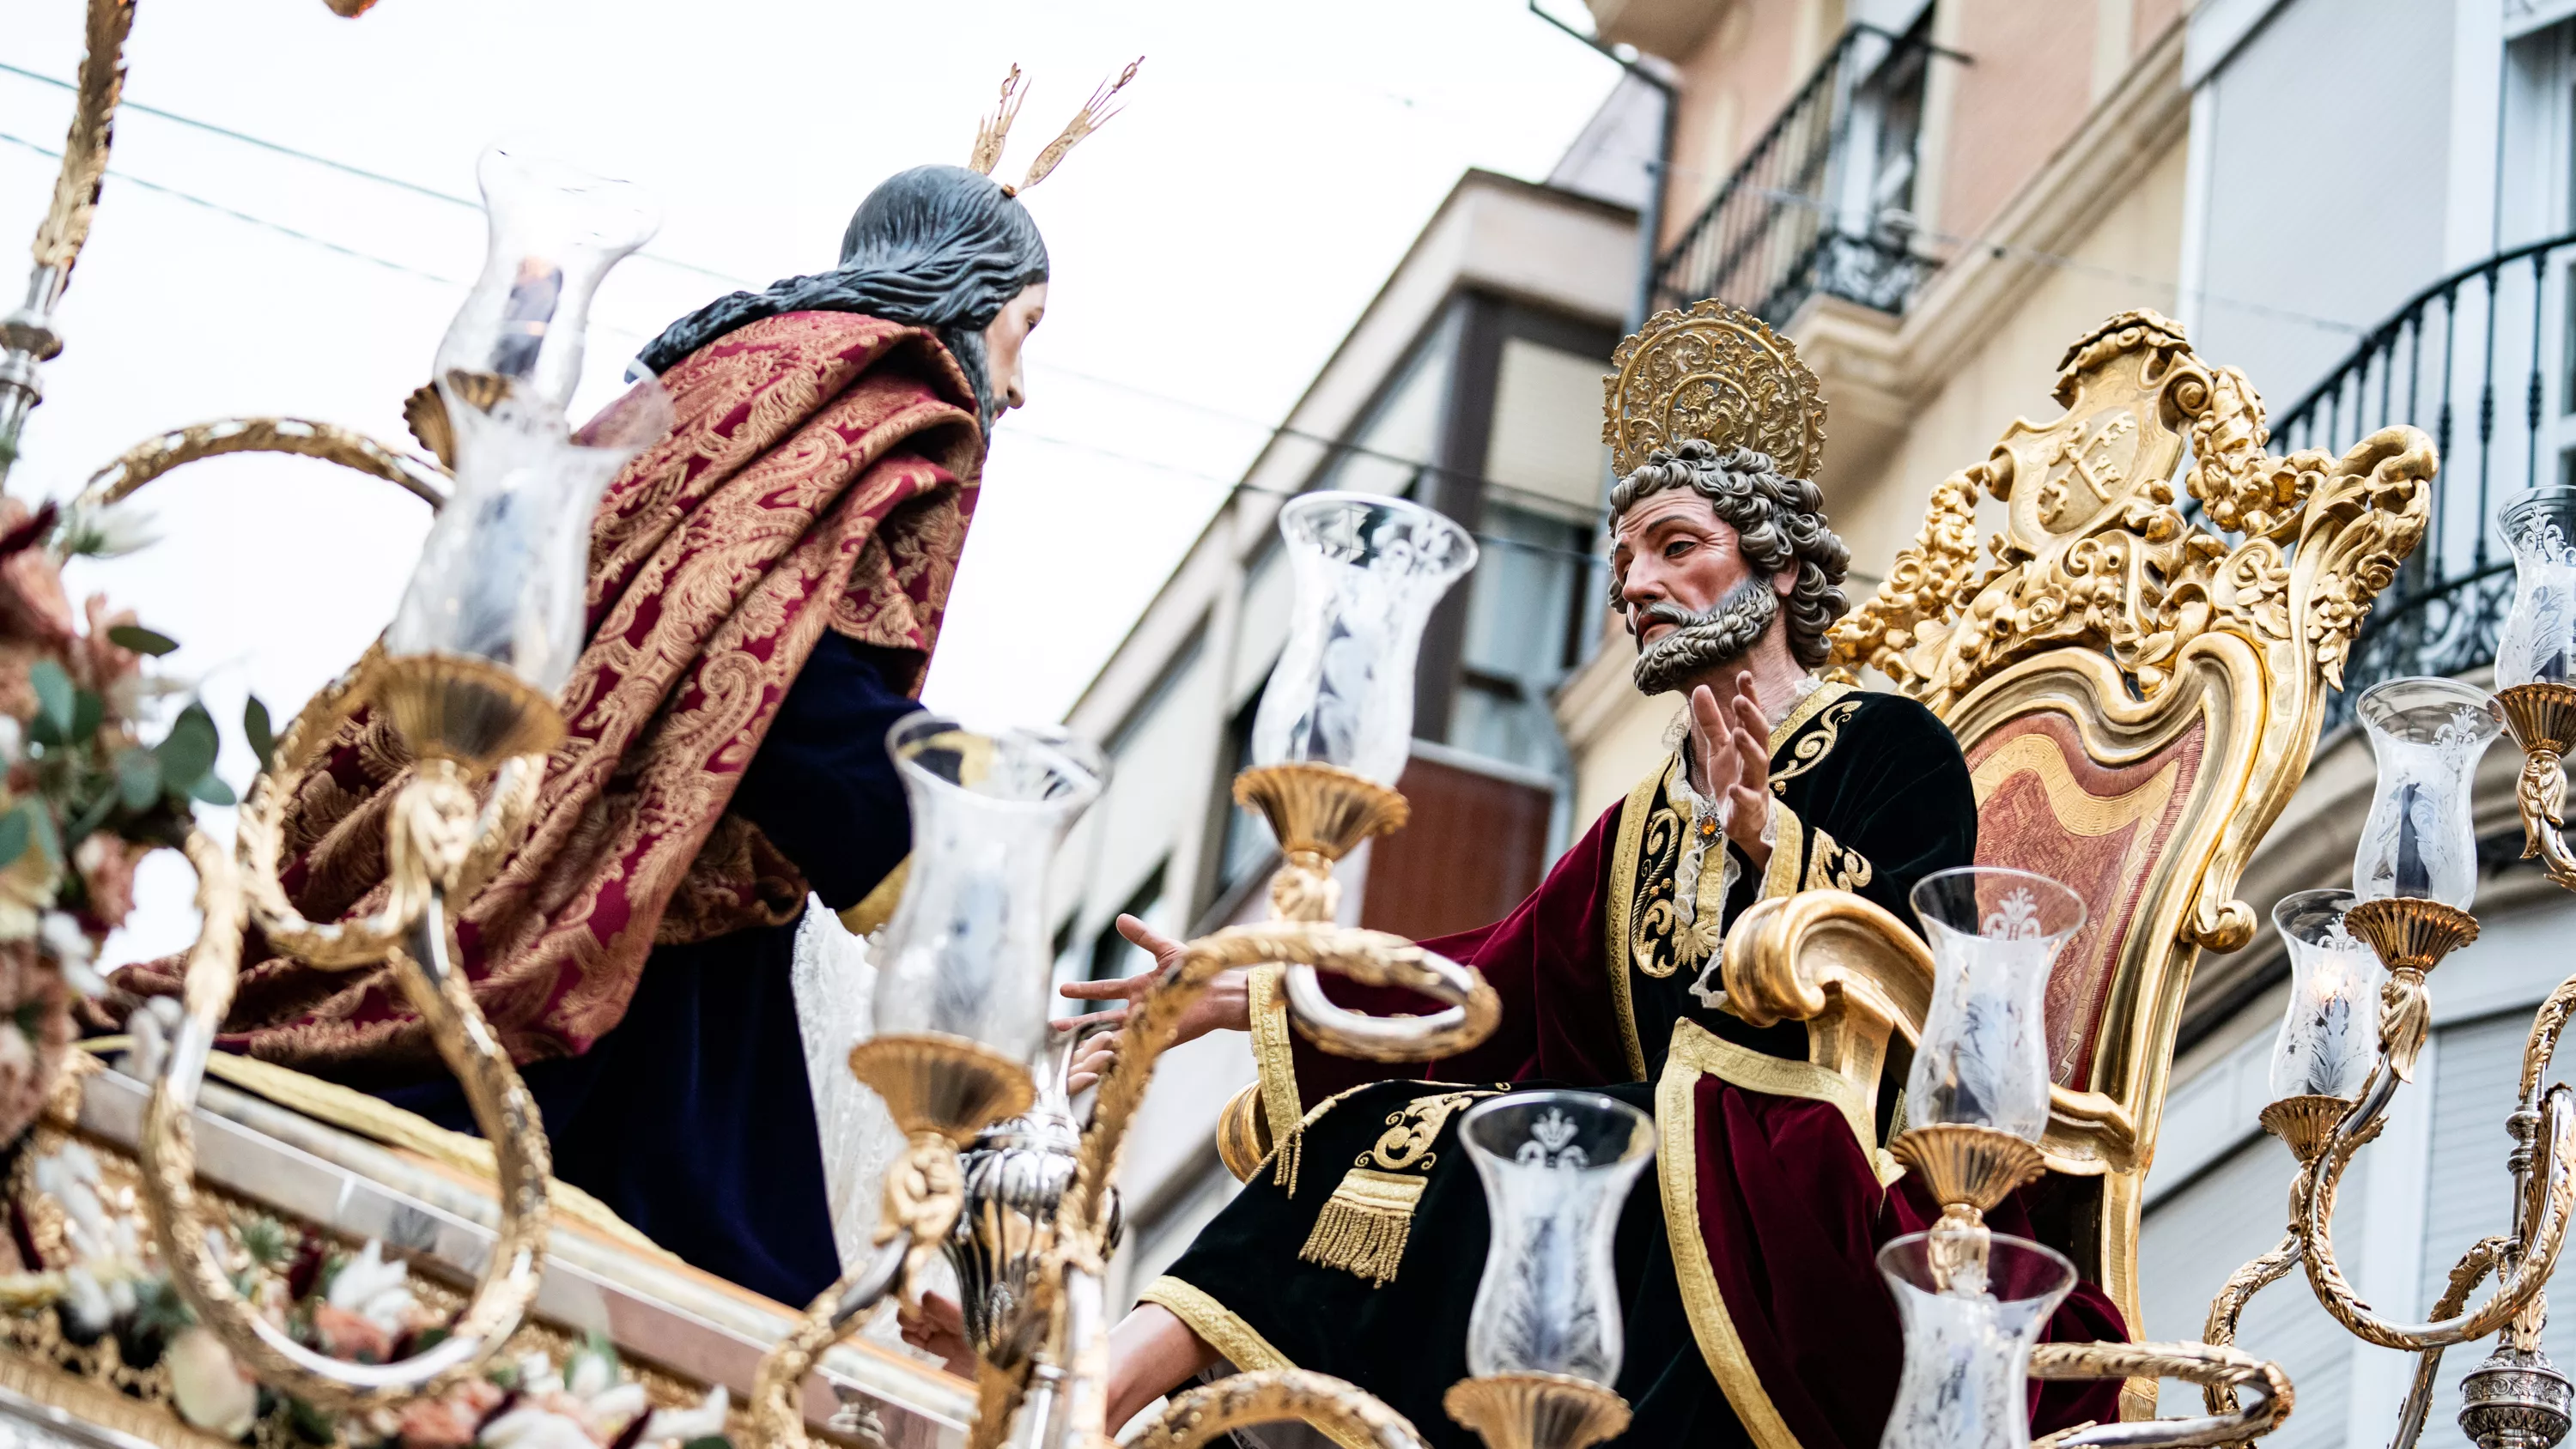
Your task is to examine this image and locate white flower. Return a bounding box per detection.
[562,1345,616,1401]
[57,501,162,560]
[479,1406,602,1449]
[327,1240,416,1336]
[639,1387,729,1446]
[121,997,181,1085]
[0,718,21,766]
[58,1267,109,1336]
[166,1326,258,1439]
[37,911,95,996]
[0,1023,32,1082]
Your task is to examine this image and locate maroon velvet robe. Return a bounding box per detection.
[1151,685,2127,1449]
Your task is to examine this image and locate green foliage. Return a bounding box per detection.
[27,661,70,743]
[244,695,277,774]
[106,625,177,658]
[234,1215,294,1268]
[127,1276,195,1342]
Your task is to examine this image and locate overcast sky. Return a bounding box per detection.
[0,0,1625,962]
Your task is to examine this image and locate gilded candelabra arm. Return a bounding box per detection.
[137,834,553,1412]
[1060,920,1498,1251]
[2197,1232,2300,1415]
[77,415,450,512]
[1121,1371,1428,1449]
[2029,1342,2292,1449]
[746,1237,911,1449]
[2300,1082,2576,1349]
[2498,684,2576,894]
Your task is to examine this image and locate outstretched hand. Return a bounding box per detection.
[1686,675,1773,869]
[898,1291,976,1379]
[1052,913,1253,1092]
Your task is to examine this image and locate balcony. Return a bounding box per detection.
[1649,23,1940,324]
[2264,233,2576,725]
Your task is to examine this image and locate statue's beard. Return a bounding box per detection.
[1631,579,1779,695]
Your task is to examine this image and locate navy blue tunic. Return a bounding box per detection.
[380,631,920,1306]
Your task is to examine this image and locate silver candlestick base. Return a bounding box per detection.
[2461,1347,2574,1449]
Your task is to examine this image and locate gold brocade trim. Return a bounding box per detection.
[1248,964,1304,1192]
[1767,694,1860,791]
[1762,802,1804,902]
[78,1040,664,1255]
[838,856,909,937]
[1655,1022,1805,1449]
[1801,825,1875,893]
[1666,1019,1879,1167]
[1137,1278,1374,1449]
[1603,767,1661,1083]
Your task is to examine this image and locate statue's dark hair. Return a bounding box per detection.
[1606,440,1852,669]
[635,164,1048,425]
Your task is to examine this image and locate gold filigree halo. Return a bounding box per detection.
[965,58,1144,197]
[1601,299,1827,481]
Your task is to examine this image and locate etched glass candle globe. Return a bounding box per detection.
[1905,867,2087,1145]
[2266,889,2382,1103]
[1251,492,1478,788]
[1458,1092,1655,1385]
[2495,487,2576,689]
[2350,676,2500,911]
[1876,1232,2078,1449]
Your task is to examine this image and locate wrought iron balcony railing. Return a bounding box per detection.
[2275,231,2576,726]
[1649,22,1938,323]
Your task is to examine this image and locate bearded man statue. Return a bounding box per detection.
[1038,306,2130,1449]
[112,72,1135,1309]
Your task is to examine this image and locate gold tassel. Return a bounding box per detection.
[1297,1167,1425,1287]
[1268,1122,1302,1195]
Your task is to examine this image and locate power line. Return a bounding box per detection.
[0,62,750,288]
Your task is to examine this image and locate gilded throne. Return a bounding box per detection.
[1722,309,2433,1416]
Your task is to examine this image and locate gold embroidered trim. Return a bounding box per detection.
[1297,1168,1427,1287]
[1656,1022,1807,1449]
[1802,825,1876,893]
[1768,690,1860,791]
[1137,1278,1375,1449]
[1299,1089,1496,1285]
[838,855,908,937]
[1604,766,1661,1082]
[1628,755,1692,982]
[1762,802,1804,901]
[1247,963,1304,1191]
[1667,1018,1877,1164]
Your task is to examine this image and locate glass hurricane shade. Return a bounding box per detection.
[433,145,659,420]
[2351,676,2500,911]
[867,716,1106,1070]
[2496,487,2576,688]
[1459,1091,1655,1385]
[1904,867,2087,1144]
[383,380,670,693]
[2267,889,2382,1102]
[1251,491,1478,787]
[1876,1231,2078,1449]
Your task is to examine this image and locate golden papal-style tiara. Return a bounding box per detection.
[968,58,1144,198]
[1602,299,1828,482]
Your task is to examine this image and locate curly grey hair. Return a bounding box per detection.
[1606,440,1852,670]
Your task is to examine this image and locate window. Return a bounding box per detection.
[1085,862,1170,993]
[1209,695,1272,901]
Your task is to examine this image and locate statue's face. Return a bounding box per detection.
[1610,489,1790,647]
[982,282,1048,412]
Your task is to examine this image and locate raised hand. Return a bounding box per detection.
[1686,676,1774,869]
[1052,913,1251,1092]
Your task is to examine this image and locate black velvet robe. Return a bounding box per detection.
[379,631,919,1306]
[1145,684,2128,1449]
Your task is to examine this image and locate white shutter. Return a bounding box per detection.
[2138,1133,2353,1445]
[2413,1011,2572,1434]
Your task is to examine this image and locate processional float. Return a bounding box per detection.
[0,4,2506,1449]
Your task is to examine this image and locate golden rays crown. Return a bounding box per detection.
[1602,299,1829,482]
[967,58,1144,197]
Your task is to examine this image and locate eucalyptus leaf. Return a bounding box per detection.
[114,748,161,810]
[68,787,114,844]
[156,704,218,786]
[185,772,236,807]
[28,660,70,739]
[26,802,60,869]
[106,624,178,658]
[244,695,277,773]
[70,689,100,743]
[0,809,28,869]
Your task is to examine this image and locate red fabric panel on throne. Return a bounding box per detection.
[1965,712,2204,1089]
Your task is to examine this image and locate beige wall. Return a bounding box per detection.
[1660,0,1844,248]
[1930,2,2102,244]
[1834,135,2188,574]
